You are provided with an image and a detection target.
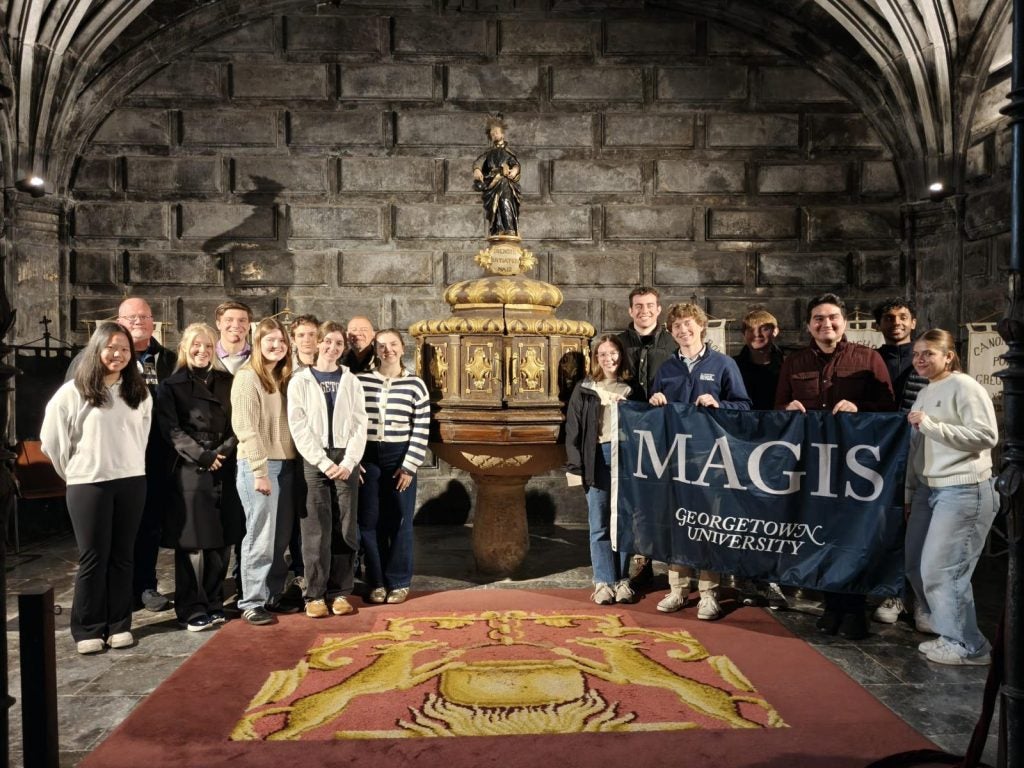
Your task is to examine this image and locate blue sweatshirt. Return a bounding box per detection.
[651,347,752,409]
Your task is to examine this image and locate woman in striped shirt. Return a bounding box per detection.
[356,329,430,604]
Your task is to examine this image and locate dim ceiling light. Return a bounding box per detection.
[928,182,944,193]
[28,176,44,187]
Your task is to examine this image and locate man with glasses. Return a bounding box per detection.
[775,292,895,640]
[341,316,376,373]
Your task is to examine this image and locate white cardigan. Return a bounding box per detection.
[287,366,368,474]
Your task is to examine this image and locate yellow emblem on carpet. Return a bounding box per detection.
[230,610,787,741]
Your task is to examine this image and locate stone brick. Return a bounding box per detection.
[72,158,115,192]
[551,252,640,285]
[860,251,904,289]
[340,251,435,284]
[552,67,642,102]
[862,161,900,194]
[228,251,330,286]
[129,252,224,285]
[758,68,846,103]
[657,67,747,102]
[707,298,801,335]
[399,113,592,147]
[707,114,799,147]
[392,297,452,334]
[964,188,1010,238]
[290,206,383,240]
[341,157,435,193]
[962,241,991,279]
[996,124,1012,170]
[809,115,883,149]
[655,251,746,286]
[197,19,276,52]
[605,20,697,55]
[757,252,848,286]
[74,203,167,239]
[126,157,222,192]
[499,20,593,54]
[233,157,329,194]
[806,207,899,241]
[605,114,694,147]
[605,206,694,240]
[707,208,799,240]
[179,297,276,329]
[757,164,846,194]
[526,207,593,240]
[393,18,487,54]
[340,65,434,100]
[70,251,117,286]
[285,16,382,53]
[707,23,781,56]
[92,109,170,146]
[289,110,384,146]
[179,203,277,240]
[601,299,632,333]
[657,160,745,194]
[974,81,1010,131]
[965,142,988,180]
[552,161,641,193]
[447,66,539,101]
[131,61,223,99]
[182,110,278,146]
[233,64,329,100]
[394,205,485,239]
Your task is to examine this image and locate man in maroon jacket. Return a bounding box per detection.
[775,292,896,640]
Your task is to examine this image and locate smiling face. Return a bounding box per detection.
[216,309,251,345]
[187,331,216,369]
[878,306,917,345]
[347,317,375,354]
[807,303,847,351]
[670,316,705,356]
[292,322,319,359]
[374,332,404,365]
[317,331,346,366]
[743,322,778,351]
[260,329,289,363]
[628,293,662,335]
[100,331,133,378]
[117,298,155,351]
[595,340,622,380]
[913,339,953,381]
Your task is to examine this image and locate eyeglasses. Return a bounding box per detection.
[119,314,153,323]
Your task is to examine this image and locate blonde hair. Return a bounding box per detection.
[247,317,293,393]
[916,328,962,372]
[742,309,778,331]
[176,323,226,372]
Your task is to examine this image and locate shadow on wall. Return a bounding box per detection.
[415,480,472,526]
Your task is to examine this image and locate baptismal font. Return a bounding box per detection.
[410,115,594,576]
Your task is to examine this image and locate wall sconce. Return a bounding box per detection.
[928,181,949,202]
[13,176,46,197]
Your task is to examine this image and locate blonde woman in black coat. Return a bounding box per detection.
[156,323,242,631]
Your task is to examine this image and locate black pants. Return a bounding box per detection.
[132,470,166,599]
[300,452,357,601]
[67,476,147,641]
[174,546,227,622]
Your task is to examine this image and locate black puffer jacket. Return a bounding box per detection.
[616,325,677,399]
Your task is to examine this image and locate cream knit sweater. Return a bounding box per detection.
[230,367,296,478]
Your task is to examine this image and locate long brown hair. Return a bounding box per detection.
[589,335,631,382]
[245,317,292,393]
[74,322,149,408]
[917,328,962,372]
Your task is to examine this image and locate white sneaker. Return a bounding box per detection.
[656,589,686,613]
[873,597,905,624]
[914,607,936,634]
[591,583,614,605]
[614,580,637,604]
[924,638,991,666]
[76,638,105,655]
[107,631,135,649]
[697,594,722,621]
[917,637,944,654]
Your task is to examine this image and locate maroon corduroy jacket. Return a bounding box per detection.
[774,338,896,412]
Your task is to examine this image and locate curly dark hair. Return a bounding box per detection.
[873,297,917,324]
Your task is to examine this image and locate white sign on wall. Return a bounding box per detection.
[844,319,884,349]
[705,319,728,354]
[966,323,1005,400]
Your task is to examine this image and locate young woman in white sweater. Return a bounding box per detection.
[287,321,367,619]
[41,322,152,654]
[905,328,999,665]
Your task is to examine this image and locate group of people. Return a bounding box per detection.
[40,298,429,654]
[566,287,999,666]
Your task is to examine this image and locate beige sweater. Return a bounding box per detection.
[230,367,296,478]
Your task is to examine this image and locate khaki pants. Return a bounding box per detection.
[667,565,719,596]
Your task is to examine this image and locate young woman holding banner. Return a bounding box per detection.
[905,328,998,665]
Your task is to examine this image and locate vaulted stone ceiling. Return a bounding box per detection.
[0,0,1012,197]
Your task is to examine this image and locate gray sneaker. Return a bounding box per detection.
[614,579,637,604]
[591,583,615,605]
[873,597,905,624]
[140,589,170,612]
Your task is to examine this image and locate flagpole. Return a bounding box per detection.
[997,2,1024,764]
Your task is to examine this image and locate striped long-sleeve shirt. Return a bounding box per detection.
[356,369,430,474]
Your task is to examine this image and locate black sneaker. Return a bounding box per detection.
[266,595,300,614]
[243,607,275,626]
[209,610,227,624]
[184,614,215,632]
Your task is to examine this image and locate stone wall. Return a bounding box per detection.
[50,4,911,524]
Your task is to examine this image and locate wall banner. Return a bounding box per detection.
[965,323,1005,400]
[611,402,911,596]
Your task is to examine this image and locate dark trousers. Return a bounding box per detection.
[290,468,306,577]
[132,471,165,599]
[358,442,416,591]
[67,476,147,641]
[301,452,357,600]
[174,546,227,622]
[823,592,867,614]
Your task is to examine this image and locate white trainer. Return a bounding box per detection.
[697,594,722,621]
[656,588,686,613]
[873,597,905,624]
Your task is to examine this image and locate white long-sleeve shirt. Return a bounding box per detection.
[40,380,151,485]
[288,366,368,474]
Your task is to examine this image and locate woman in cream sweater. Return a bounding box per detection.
[905,328,999,666]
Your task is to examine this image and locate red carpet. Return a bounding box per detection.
[82,589,937,767]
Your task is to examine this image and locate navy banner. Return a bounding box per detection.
[611,403,911,596]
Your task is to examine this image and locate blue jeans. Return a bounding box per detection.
[358,442,416,590]
[587,443,629,585]
[906,480,997,655]
[236,459,295,611]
